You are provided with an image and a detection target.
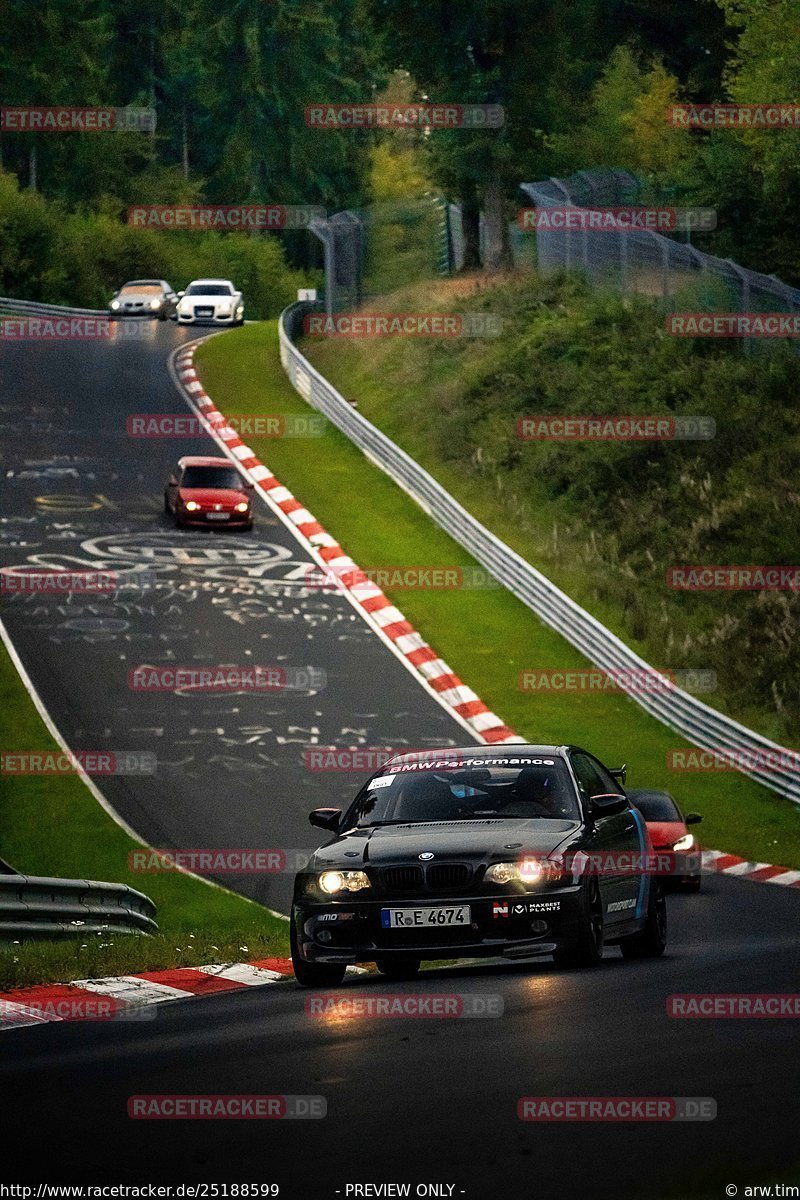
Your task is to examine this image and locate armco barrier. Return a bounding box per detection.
[0,874,158,939]
[279,302,800,805]
[0,296,107,318]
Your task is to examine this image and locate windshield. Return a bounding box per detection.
[345,759,580,827]
[629,791,680,821]
[120,283,162,296]
[185,284,232,296]
[181,466,243,489]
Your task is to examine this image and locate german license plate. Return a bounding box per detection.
[206,512,230,520]
[381,905,471,929]
[196,307,213,317]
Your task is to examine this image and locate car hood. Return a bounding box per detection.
[178,487,249,506]
[645,820,687,848]
[182,294,235,304]
[310,819,582,870]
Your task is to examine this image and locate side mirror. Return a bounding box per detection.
[591,793,627,816]
[685,812,702,825]
[244,481,255,490]
[177,290,185,299]
[168,475,178,486]
[609,764,627,786]
[309,807,341,832]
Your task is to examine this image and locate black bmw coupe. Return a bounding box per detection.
[290,744,666,985]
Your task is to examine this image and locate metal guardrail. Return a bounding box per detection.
[0,296,107,317]
[0,874,158,939]
[279,302,800,805]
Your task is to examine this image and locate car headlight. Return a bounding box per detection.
[235,501,249,513]
[673,834,695,851]
[318,870,370,894]
[485,858,559,887]
[110,300,120,310]
[149,298,161,310]
[184,500,200,512]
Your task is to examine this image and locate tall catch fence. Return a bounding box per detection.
[520,170,800,332]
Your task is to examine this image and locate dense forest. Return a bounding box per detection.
[0,0,798,300]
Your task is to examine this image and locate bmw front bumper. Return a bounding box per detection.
[292,886,584,965]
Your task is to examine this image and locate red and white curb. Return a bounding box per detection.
[0,959,367,1031]
[701,849,800,887]
[172,343,518,746]
[0,958,293,1029]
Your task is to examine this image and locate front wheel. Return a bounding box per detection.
[620,880,667,959]
[375,956,421,981]
[163,491,171,514]
[290,919,346,988]
[553,878,604,968]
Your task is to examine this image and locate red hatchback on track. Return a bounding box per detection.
[164,456,254,529]
[627,788,703,891]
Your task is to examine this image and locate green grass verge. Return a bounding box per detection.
[302,275,800,748]
[0,635,288,991]
[195,321,800,870]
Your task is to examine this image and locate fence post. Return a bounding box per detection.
[726,259,752,356]
[309,218,335,317]
[661,235,671,300]
[549,177,572,273]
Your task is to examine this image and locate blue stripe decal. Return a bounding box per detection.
[630,806,649,919]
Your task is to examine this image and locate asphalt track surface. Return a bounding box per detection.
[0,322,471,910]
[2,325,799,1196]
